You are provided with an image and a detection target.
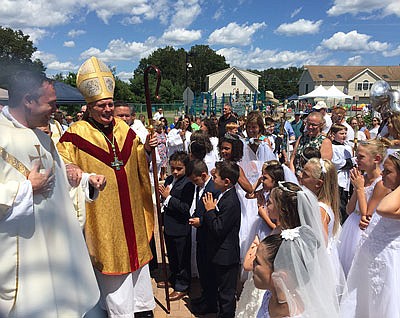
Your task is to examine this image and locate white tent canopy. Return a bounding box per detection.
[298,85,329,99]
[0,88,8,100]
[326,85,352,99]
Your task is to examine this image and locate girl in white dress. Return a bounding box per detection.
[236,161,285,318]
[342,150,400,317]
[338,139,390,276]
[299,158,345,299]
[239,112,276,277]
[253,226,339,318]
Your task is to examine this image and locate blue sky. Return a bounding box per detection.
[2,0,399,81]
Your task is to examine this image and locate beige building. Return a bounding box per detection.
[206,67,260,98]
[299,65,400,104]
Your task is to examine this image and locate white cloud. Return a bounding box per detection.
[63,41,75,48]
[275,19,322,36]
[32,50,78,72]
[116,71,134,82]
[290,7,303,18]
[0,1,80,27]
[208,22,267,46]
[327,0,400,17]
[47,61,79,71]
[169,0,202,29]
[21,28,48,44]
[80,38,158,62]
[321,30,389,52]
[213,6,223,20]
[0,0,171,29]
[346,55,363,65]
[68,29,86,38]
[216,47,326,69]
[383,45,400,57]
[160,28,201,45]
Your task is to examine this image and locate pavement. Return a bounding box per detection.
[151,272,216,318]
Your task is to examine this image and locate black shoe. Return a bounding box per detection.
[191,303,218,315]
[191,295,206,305]
[134,310,154,318]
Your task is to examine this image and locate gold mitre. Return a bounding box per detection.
[76,56,115,103]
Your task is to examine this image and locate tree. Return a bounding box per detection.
[131,45,229,102]
[251,67,303,100]
[0,26,45,88]
[187,45,229,93]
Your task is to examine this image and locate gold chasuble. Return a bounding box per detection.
[57,118,154,274]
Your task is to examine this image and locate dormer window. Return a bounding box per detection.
[318,74,324,78]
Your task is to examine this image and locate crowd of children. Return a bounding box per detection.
[146,105,400,318]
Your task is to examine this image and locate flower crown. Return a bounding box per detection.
[281,227,300,241]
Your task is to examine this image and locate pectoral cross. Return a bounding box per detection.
[111,156,124,170]
[29,145,47,169]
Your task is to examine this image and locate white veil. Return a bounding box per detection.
[273,183,341,317]
[273,225,340,318]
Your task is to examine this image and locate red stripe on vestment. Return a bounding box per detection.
[60,128,140,271]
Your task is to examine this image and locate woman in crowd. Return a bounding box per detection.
[290,111,332,177]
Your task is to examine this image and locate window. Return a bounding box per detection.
[318,74,324,78]
[336,74,342,79]
[355,80,373,91]
[383,74,389,79]
[362,80,369,90]
[305,84,309,94]
[231,76,236,86]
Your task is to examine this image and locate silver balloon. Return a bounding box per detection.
[370,80,391,113]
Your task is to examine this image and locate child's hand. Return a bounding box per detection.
[350,167,364,190]
[189,217,201,228]
[159,184,171,199]
[203,192,217,211]
[359,215,372,230]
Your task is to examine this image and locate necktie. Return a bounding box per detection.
[195,186,200,210]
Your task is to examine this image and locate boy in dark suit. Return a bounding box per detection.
[159,151,195,301]
[202,161,241,318]
[187,160,221,314]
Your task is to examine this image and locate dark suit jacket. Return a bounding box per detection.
[193,178,221,243]
[163,175,195,237]
[203,187,241,266]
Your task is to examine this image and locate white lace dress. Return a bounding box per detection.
[338,176,381,276]
[341,216,400,318]
[235,274,265,318]
[319,203,344,290]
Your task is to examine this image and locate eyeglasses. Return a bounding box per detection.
[306,122,321,127]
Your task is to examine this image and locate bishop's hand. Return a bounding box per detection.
[145,133,158,153]
[66,164,83,187]
[89,175,107,191]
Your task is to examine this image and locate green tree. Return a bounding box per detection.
[131,45,229,102]
[251,67,303,100]
[0,26,45,88]
[187,45,229,93]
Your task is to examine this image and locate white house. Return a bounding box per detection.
[206,67,260,99]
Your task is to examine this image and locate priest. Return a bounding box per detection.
[0,70,100,317]
[57,57,156,318]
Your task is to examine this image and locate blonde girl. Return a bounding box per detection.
[300,158,340,241]
[338,139,391,276]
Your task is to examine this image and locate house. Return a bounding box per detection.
[299,65,400,104]
[206,67,260,100]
